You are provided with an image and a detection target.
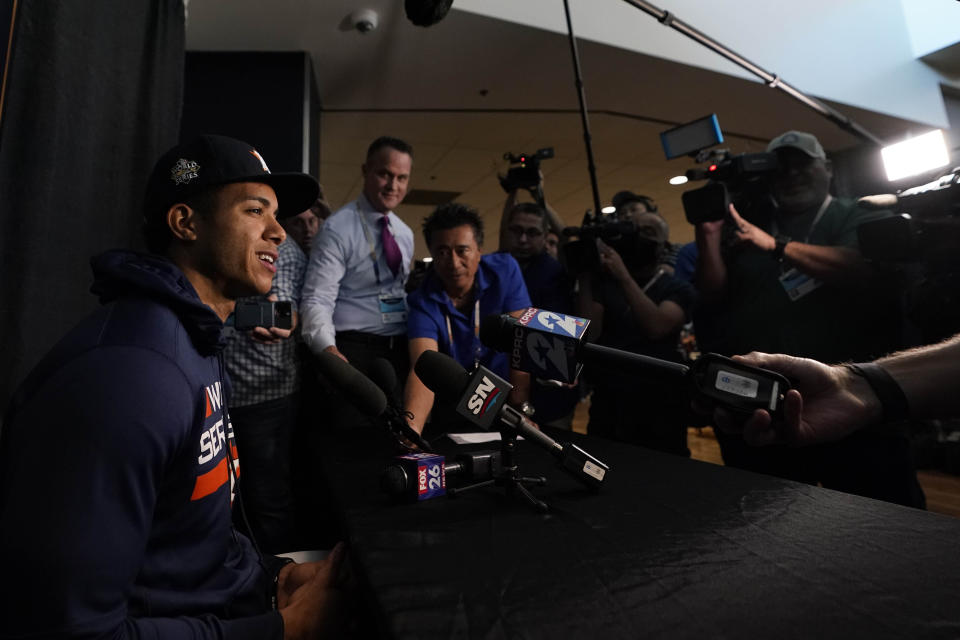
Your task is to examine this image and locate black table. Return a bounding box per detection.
[319,427,960,639]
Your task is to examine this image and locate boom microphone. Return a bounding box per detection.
[414,351,609,489]
[315,352,433,451]
[404,0,453,27]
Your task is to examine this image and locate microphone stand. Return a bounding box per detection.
[448,428,549,512]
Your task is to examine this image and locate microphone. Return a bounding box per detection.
[366,357,434,452]
[414,351,610,489]
[404,0,453,27]
[480,309,792,418]
[858,168,960,217]
[479,308,688,384]
[379,452,447,501]
[315,352,433,452]
[380,450,502,500]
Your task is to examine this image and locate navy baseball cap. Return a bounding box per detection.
[145,134,320,219]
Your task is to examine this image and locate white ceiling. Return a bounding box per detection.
[186,0,943,257]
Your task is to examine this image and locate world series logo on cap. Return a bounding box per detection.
[171,158,200,185]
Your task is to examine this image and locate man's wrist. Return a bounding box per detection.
[273,558,296,610]
[771,235,790,260]
[843,363,907,423]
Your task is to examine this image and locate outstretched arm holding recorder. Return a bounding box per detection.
[715,334,960,446]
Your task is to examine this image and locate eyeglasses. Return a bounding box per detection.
[507,225,543,239]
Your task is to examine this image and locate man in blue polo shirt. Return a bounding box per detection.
[404,203,532,436]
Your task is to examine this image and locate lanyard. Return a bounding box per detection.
[771,195,832,243]
[445,300,481,368]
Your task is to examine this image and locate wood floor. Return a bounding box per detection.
[569,397,960,519]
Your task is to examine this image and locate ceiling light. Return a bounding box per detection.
[881,130,949,182]
[422,257,433,263]
[601,206,616,214]
[669,175,689,185]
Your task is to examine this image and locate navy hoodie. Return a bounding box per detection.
[0,250,285,638]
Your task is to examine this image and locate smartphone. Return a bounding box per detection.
[234,300,293,331]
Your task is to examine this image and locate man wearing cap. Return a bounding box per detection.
[693,130,921,507]
[300,137,415,419]
[612,191,680,273]
[0,135,345,637]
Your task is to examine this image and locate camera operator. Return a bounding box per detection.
[499,170,567,249]
[576,203,696,455]
[612,190,681,275]
[693,130,921,507]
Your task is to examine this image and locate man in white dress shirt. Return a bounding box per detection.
[300,137,415,425]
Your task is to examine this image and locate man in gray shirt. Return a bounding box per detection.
[300,137,415,420]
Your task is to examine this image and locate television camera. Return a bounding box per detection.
[498,147,554,193]
[857,167,960,341]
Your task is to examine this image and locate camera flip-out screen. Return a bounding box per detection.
[660,114,723,160]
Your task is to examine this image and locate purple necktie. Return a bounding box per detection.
[379,215,402,277]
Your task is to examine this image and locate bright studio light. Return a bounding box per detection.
[601,206,616,214]
[881,130,949,182]
[669,175,689,185]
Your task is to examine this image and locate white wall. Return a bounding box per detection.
[900,0,960,57]
[455,0,950,127]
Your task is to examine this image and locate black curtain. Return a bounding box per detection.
[0,1,185,418]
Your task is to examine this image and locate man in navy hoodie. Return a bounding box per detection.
[0,135,344,637]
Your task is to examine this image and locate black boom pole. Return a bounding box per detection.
[619,0,884,146]
[561,0,604,217]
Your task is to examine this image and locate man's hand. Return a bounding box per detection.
[596,239,630,282]
[712,352,882,446]
[250,326,293,344]
[249,295,298,345]
[278,543,347,639]
[696,217,725,239]
[728,203,775,251]
[324,345,348,363]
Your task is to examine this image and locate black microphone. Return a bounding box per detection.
[380,450,502,499]
[480,309,791,418]
[404,0,453,27]
[479,310,688,384]
[414,351,609,489]
[315,352,433,452]
[366,357,435,452]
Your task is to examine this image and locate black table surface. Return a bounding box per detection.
[319,427,960,639]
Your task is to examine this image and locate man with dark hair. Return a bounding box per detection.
[612,190,680,273]
[0,135,345,637]
[499,201,570,312]
[300,136,415,419]
[693,130,919,506]
[499,200,578,427]
[281,193,330,255]
[404,202,533,436]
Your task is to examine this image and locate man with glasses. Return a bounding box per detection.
[500,202,570,313]
[499,202,578,428]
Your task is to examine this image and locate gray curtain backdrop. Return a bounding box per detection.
[0,1,186,420]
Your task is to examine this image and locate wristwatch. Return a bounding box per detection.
[516,401,536,418]
[772,235,790,261]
